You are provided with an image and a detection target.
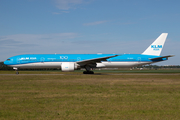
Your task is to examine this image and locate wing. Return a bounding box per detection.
[149,55,174,61]
[77,55,118,66]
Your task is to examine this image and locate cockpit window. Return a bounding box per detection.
[7,59,10,61]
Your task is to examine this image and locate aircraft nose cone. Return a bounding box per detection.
[4,61,8,65]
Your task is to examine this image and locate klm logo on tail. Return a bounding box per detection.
[151,45,162,51]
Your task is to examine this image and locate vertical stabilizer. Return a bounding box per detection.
[142,33,168,56]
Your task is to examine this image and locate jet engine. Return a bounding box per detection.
[61,62,76,72]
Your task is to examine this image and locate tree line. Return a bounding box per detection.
[0,62,13,70]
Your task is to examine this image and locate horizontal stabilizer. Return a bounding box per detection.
[149,55,174,60]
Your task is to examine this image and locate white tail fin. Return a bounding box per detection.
[142,33,168,56]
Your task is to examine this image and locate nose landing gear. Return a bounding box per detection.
[13,67,19,75]
[16,71,19,75]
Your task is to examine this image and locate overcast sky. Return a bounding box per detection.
[0,0,179,65]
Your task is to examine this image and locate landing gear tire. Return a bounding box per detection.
[16,71,19,75]
[83,71,94,74]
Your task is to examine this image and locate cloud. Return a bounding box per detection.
[0,39,21,46]
[120,22,135,25]
[52,11,69,14]
[54,0,83,10]
[83,21,108,26]
[0,33,78,58]
[0,33,78,43]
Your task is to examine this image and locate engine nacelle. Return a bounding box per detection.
[61,62,75,72]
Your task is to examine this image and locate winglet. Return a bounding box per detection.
[142,33,168,56]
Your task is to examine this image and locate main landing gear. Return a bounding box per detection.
[83,71,94,74]
[83,65,94,74]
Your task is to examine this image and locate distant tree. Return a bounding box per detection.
[0,62,13,70]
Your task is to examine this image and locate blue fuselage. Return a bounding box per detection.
[4,54,167,69]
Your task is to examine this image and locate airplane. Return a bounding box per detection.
[4,33,174,74]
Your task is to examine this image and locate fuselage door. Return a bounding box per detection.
[17,58,20,63]
[77,57,81,62]
[41,57,45,63]
[108,58,111,63]
[138,57,141,62]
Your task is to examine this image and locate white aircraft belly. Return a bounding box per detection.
[99,62,150,68]
[10,62,62,68]
[10,61,151,69]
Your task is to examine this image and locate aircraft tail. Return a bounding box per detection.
[142,33,168,56]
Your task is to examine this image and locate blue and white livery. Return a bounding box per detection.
[4,33,174,74]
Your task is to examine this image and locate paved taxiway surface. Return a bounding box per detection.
[0,73,180,76]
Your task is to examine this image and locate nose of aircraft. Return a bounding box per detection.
[4,60,9,65]
[4,60,8,65]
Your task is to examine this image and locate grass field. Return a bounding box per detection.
[1,69,180,74]
[0,70,180,119]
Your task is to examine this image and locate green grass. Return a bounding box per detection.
[0,73,180,119]
[0,69,180,74]
[94,69,180,73]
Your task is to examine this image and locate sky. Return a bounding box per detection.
[0,0,180,65]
